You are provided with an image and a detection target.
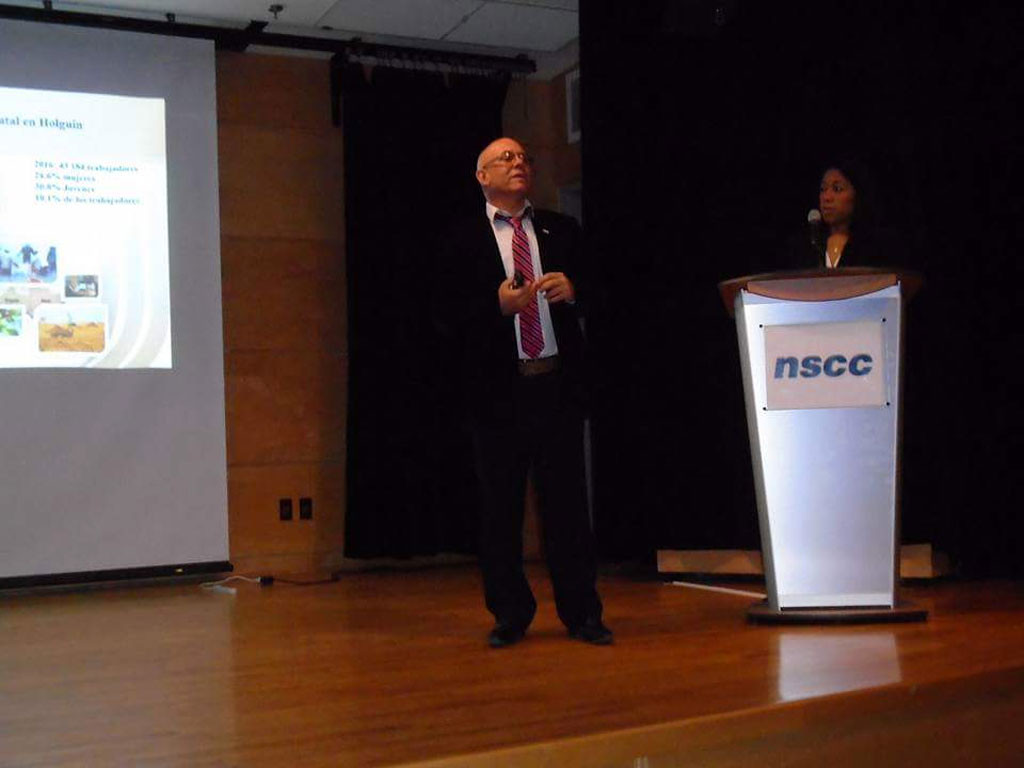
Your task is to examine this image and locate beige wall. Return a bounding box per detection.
[218,52,347,576]
[218,54,578,574]
[503,69,581,212]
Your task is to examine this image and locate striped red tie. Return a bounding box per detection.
[500,214,544,358]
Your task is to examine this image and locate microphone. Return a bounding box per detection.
[807,209,823,253]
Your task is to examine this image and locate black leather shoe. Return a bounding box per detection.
[488,624,526,648]
[568,619,613,646]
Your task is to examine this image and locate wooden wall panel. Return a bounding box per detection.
[228,459,345,575]
[218,125,344,242]
[228,463,315,556]
[216,53,332,131]
[224,349,346,466]
[217,52,347,575]
[503,72,581,212]
[220,236,346,353]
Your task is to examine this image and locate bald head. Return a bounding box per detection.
[477,137,519,171]
[475,137,533,211]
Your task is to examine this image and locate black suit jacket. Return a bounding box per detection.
[438,207,589,416]
[786,225,903,269]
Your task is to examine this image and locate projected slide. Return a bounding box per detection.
[0,86,170,368]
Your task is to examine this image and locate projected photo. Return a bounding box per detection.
[0,85,171,368]
[65,274,99,298]
[0,305,24,337]
[37,304,107,353]
[0,243,57,283]
[0,285,61,317]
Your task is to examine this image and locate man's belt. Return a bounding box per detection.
[517,355,561,377]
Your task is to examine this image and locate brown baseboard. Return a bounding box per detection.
[657,548,763,576]
[658,543,950,579]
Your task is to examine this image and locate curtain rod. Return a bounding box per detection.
[0,3,536,74]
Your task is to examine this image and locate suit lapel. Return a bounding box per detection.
[473,210,507,285]
[532,212,561,274]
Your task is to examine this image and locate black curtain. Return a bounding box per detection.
[342,64,509,558]
[581,0,1022,574]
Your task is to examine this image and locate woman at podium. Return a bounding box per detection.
[790,158,897,268]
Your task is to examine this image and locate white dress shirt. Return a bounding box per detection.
[485,201,559,360]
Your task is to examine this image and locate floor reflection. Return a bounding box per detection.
[777,630,901,701]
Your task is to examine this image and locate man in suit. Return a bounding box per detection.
[443,137,611,648]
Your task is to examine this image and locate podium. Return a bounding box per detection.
[718,268,927,623]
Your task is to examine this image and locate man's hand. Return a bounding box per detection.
[535,272,575,304]
[498,277,539,316]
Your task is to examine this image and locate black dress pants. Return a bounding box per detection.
[469,369,602,630]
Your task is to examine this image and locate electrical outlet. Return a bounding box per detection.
[279,498,293,521]
[299,497,313,520]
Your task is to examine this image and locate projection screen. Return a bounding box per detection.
[0,19,229,582]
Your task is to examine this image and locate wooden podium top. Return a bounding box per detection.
[717,267,923,317]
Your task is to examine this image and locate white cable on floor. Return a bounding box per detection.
[200,575,261,589]
[670,581,766,600]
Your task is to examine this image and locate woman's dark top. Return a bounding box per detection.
[784,224,905,269]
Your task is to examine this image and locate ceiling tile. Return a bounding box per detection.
[317,0,484,39]
[57,1,339,25]
[496,0,577,10]
[36,1,578,60]
[446,2,576,51]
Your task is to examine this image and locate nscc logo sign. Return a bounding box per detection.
[773,353,874,379]
[764,322,886,410]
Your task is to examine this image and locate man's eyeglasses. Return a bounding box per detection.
[483,150,534,168]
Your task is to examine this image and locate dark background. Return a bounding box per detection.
[342,66,508,558]
[342,0,1021,578]
[581,0,1022,574]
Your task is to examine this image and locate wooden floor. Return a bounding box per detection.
[2,566,1024,767]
